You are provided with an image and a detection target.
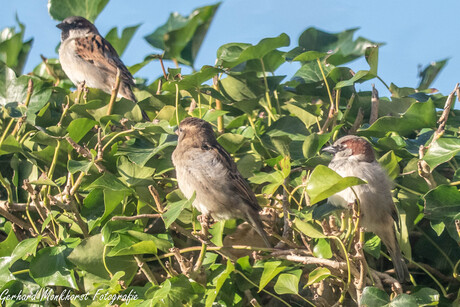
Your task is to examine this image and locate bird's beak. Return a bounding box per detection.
[322,145,338,154]
[174,128,179,135]
[56,22,65,30]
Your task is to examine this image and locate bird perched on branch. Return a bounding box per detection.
[56,16,149,120]
[323,135,410,282]
[172,117,272,247]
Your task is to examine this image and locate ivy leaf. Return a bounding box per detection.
[359,287,390,306]
[274,273,299,295]
[306,165,365,205]
[105,24,141,56]
[144,3,220,67]
[48,0,109,22]
[424,185,460,242]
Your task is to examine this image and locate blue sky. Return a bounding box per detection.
[1,0,459,98]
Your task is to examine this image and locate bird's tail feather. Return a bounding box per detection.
[387,242,410,282]
[380,229,410,282]
[247,212,272,248]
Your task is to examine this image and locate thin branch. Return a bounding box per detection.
[107,68,121,116]
[111,214,161,221]
[369,84,379,124]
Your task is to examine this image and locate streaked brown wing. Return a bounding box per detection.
[208,141,262,212]
[74,35,134,86]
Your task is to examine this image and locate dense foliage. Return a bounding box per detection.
[0,1,459,306]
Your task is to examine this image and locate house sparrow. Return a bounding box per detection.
[172,117,272,247]
[323,135,409,282]
[57,16,149,120]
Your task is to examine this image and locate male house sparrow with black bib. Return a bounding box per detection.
[57,16,149,120]
[323,135,409,282]
[172,117,272,247]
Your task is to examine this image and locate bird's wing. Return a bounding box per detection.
[205,141,262,212]
[74,34,134,86]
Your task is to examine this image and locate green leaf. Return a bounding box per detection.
[389,294,418,306]
[0,135,22,155]
[47,0,109,22]
[292,61,334,84]
[424,185,460,242]
[359,99,437,137]
[0,63,53,115]
[30,245,78,288]
[259,261,286,292]
[84,173,132,193]
[378,151,400,180]
[217,33,290,68]
[306,267,331,287]
[68,159,93,174]
[0,18,33,75]
[423,137,460,170]
[274,273,299,295]
[205,260,234,307]
[282,103,319,129]
[313,238,333,259]
[208,220,225,247]
[363,234,381,259]
[163,193,195,228]
[0,222,19,257]
[418,59,448,90]
[306,165,365,205]
[412,287,440,306]
[66,118,97,143]
[292,51,327,62]
[117,156,155,186]
[10,236,42,264]
[105,24,140,56]
[286,27,381,66]
[107,236,157,256]
[144,3,220,67]
[217,133,245,154]
[359,287,390,307]
[294,218,327,238]
[67,234,137,282]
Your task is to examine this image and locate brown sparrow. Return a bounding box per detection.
[323,135,409,282]
[57,16,149,120]
[172,117,272,247]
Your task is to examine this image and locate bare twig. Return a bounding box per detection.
[212,75,224,133]
[369,84,380,124]
[22,180,48,221]
[0,203,33,230]
[320,90,337,134]
[65,136,106,173]
[348,107,364,135]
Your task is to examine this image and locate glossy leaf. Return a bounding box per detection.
[359,99,437,137]
[48,0,109,22]
[418,59,448,90]
[217,33,290,68]
[105,24,140,56]
[30,245,78,288]
[163,193,195,228]
[306,267,331,286]
[423,137,460,170]
[144,3,220,67]
[424,185,460,242]
[259,261,286,292]
[274,273,299,295]
[359,287,390,306]
[306,165,365,205]
[205,260,234,307]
